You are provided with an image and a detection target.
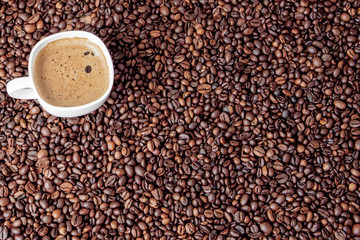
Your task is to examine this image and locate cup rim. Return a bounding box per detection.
[28,30,114,111]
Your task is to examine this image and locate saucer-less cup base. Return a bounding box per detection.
[6,31,114,118]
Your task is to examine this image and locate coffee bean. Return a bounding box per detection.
[25,182,35,194]
[334,100,347,109]
[174,55,185,63]
[139,126,152,136]
[334,230,346,240]
[71,214,82,227]
[152,188,163,201]
[105,175,117,187]
[160,6,169,16]
[341,13,351,22]
[260,222,273,235]
[131,226,141,238]
[197,84,211,94]
[60,182,73,192]
[24,24,36,33]
[355,140,360,150]
[85,65,92,73]
[214,209,224,218]
[282,110,290,118]
[0,186,9,198]
[0,227,8,240]
[350,120,360,128]
[144,172,156,182]
[312,57,322,67]
[318,208,330,218]
[52,209,62,219]
[250,19,261,27]
[254,146,265,157]
[150,30,161,38]
[353,224,360,236]
[0,198,9,207]
[240,194,249,206]
[40,127,51,137]
[42,215,53,224]
[27,14,40,24]
[35,157,50,169]
[185,223,195,234]
[276,174,289,184]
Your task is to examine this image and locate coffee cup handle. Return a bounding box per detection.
[7,77,37,100]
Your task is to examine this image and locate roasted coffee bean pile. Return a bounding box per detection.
[1,0,360,239]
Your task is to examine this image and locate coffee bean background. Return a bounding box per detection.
[1,0,360,239]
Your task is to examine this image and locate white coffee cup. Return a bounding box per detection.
[6,31,114,118]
